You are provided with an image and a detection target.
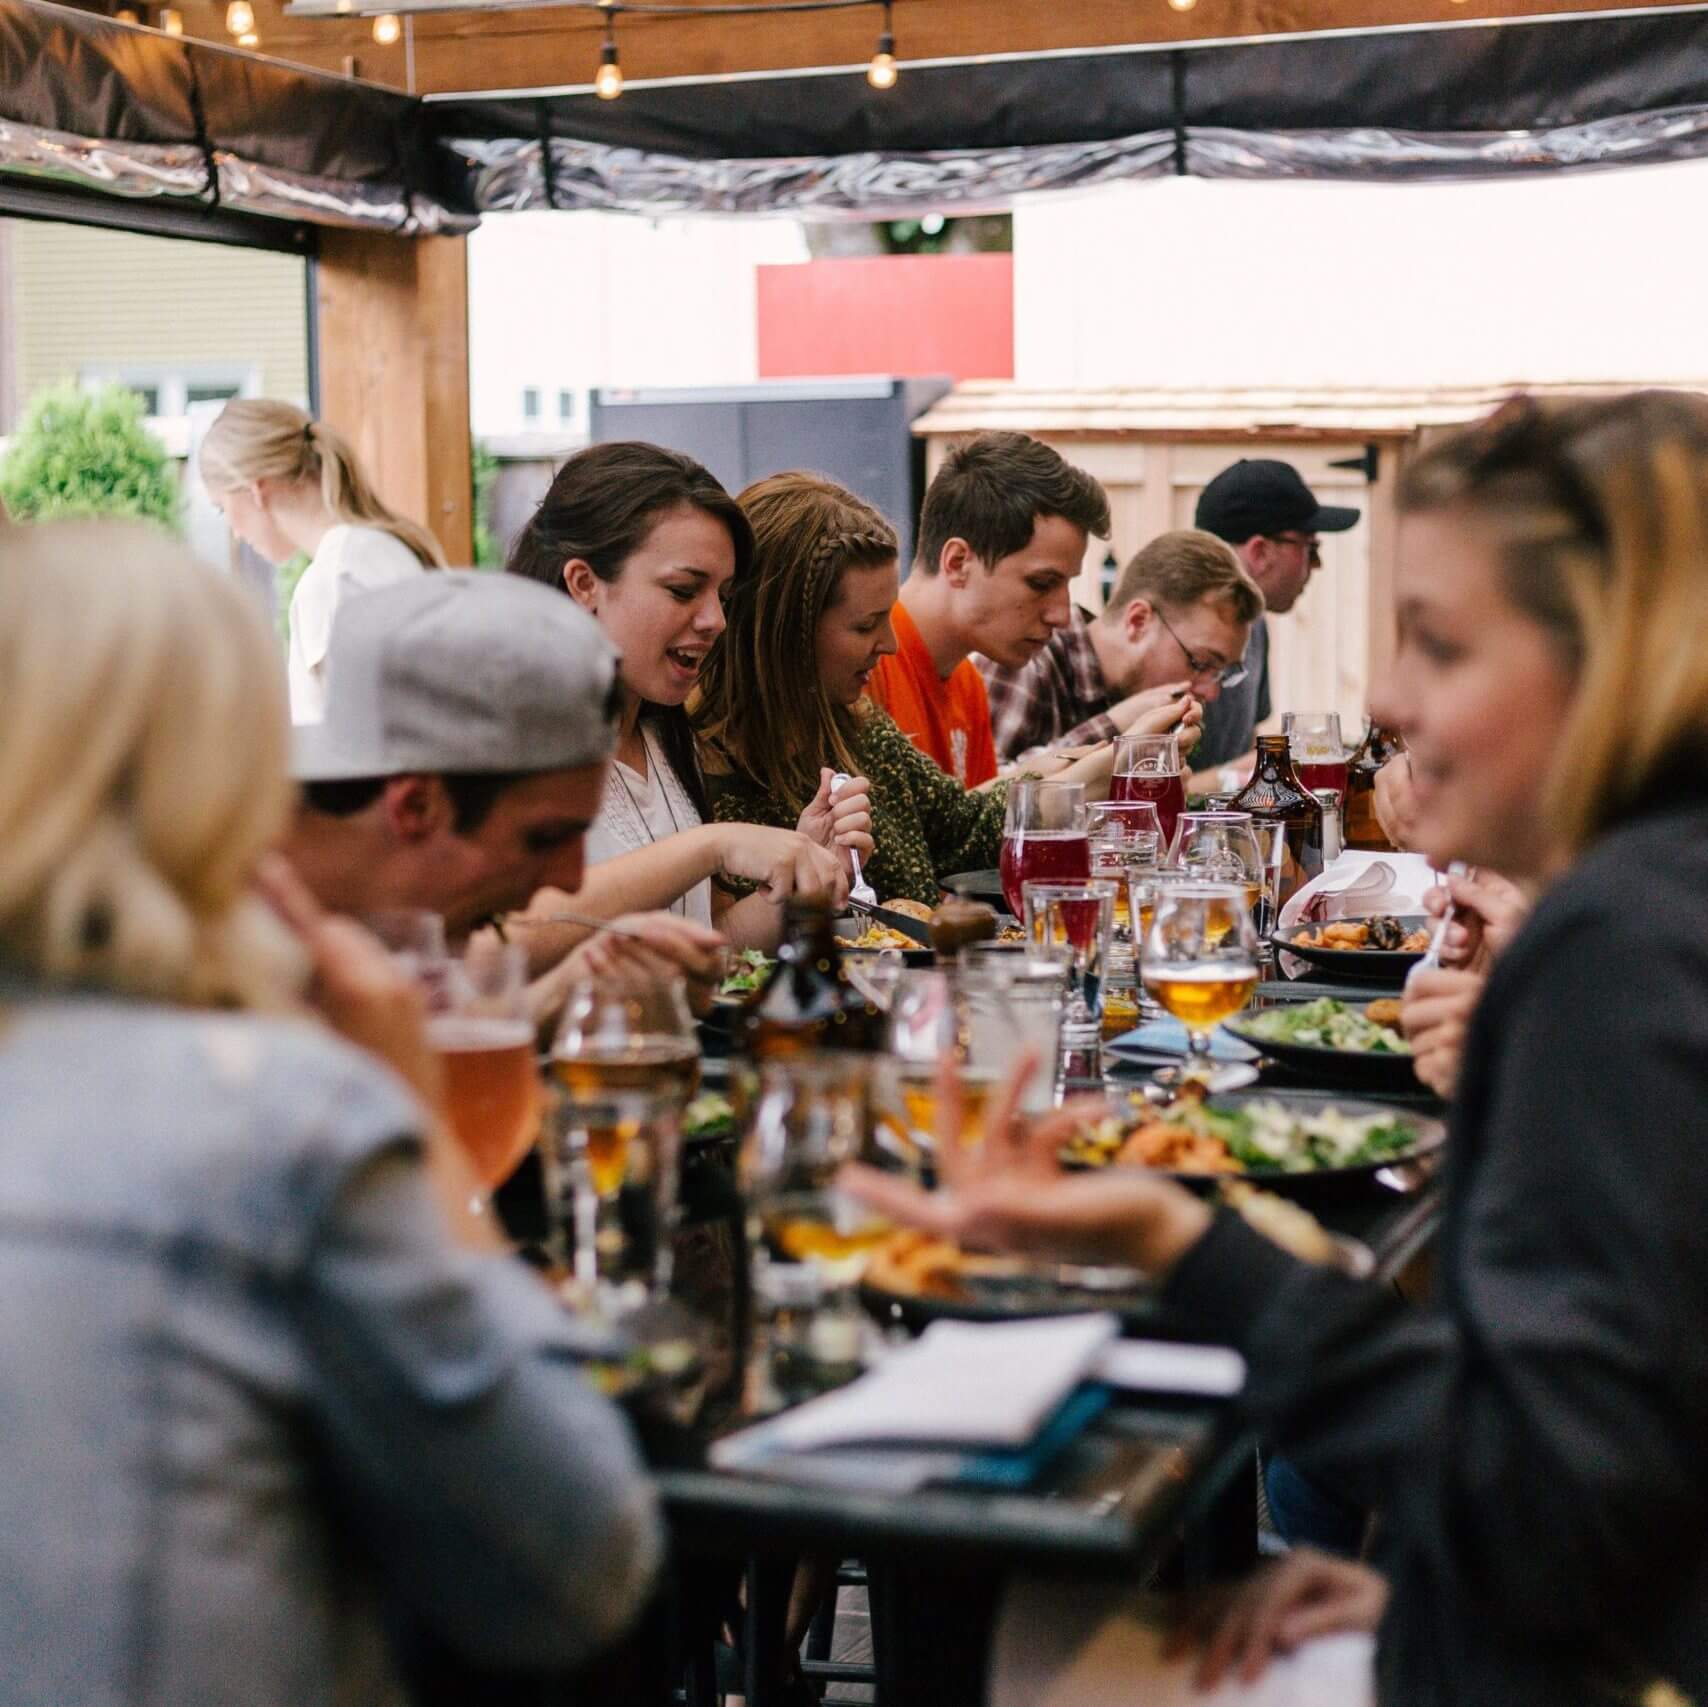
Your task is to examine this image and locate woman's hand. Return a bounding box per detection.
[1402,966,1484,1099]
[713,822,850,908]
[839,1056,1213,1276]
[796,769,877,872]
[1176,1548,1389,1690]
[1422,868,1529,976]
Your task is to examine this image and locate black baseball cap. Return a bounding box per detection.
[1194,459,1361,544]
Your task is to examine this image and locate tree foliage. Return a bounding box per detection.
[0,383,182,531]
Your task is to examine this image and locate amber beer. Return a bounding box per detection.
[552,1040,700,1195]
[430,1015,541,1189]
[1343,719,1406,851]
[1229,735,1325,910]
[745,894,883,1061]
[1142,964,1259,1031]
[761,1192,892,1267]
[897,1063,1001,1148]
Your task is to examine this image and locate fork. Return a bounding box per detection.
[1408,859,1470,986]
[830,770,878,909]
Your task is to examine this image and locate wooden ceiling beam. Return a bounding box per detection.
[170,0,1708,100]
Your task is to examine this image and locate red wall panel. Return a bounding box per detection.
[757,254,1014,382]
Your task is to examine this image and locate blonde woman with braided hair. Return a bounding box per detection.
[200,398,445,722]
[694,471,1013,906]
[0,518,663,1699]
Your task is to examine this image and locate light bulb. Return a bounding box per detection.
[867,49,897,90]
[115,8,140,22]
[372,12,400,44]
[160,6,184,30]
[225,0,253,34]
[238,29,259,45]
[1167,0,1198,10]
[595,44,622,99]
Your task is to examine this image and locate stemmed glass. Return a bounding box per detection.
[1171,811,1266,929]
[1140,882,1260,1080]
[427,938,541,1194]
[1284,711,1349,803]
[550,974,698,1299]
[1000,781,1089,920]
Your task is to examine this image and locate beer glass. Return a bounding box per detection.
[1110,730,1186,847]
[1283,711,1349,802]
[886,970,994,1152]
[550,974,698,1291]
[1000,780,1089,919]
[427,938,540,1191]
[742,1055,891,1287]
[1141,882,1260,1078]
[1171,811,1266,934]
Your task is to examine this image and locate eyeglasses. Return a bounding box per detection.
[1154,608,1248,690]
[1266,532,1323,567]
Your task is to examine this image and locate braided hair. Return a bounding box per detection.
[693,471,898,813]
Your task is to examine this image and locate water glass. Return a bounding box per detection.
[955,943,1068,1114]
[1022,880,1118,1052]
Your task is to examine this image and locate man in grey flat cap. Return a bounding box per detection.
[282,572,722,985]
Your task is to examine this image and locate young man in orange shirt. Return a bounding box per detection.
[870,432,1112,787]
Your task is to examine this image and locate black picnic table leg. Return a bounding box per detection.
[743,1555,799,1706]
[867,1559,1003,1707]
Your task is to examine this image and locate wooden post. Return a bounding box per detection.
[313,231,473,565]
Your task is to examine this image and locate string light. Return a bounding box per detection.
[372,11,400,42]
[866,1,896,89]
[1167,0,1198,11]
[159,6,184,30]
[114,7,139,21]
[595,7,623,99]
[224,0,253,34]
[238,29,260,45]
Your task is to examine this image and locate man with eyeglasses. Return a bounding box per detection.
[1193,458,1361,777]
[978,528,1262,766]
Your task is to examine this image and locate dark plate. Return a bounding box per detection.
[1069,1086,1444,1202]
[1272,916,1431,984]
[859,1264,1160,1333]
[835,915,935,965]
[1222,1019,1421,1094]
[941,868,1006,905]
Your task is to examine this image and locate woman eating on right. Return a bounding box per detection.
[695,471,1121,907]
[848,391,1708,1704]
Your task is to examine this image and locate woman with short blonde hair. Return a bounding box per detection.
[0,519,660,1700]
[200,398,444,721]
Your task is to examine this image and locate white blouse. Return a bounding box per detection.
[584,723,713,926]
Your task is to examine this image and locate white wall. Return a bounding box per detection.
[1014,160,1708,390]
[467,209,809,439]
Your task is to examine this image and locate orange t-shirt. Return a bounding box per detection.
[868,601,999,788]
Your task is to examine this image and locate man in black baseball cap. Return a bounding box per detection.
[1191,459,1361,774]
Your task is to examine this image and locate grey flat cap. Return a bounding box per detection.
[294,571,621,782]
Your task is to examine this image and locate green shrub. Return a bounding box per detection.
[0,382,181,532]
[472,438,499,568]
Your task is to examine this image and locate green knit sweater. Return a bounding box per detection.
[705,707,1008,907]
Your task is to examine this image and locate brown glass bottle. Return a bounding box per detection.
[1230,734,1325,909]
[1342,718,1407,851]
[744,894,884,1060]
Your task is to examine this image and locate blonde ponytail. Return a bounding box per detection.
[200,399,446,569]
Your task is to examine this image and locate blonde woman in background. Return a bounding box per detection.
[0,519,659,1702]
[199,398,445,721]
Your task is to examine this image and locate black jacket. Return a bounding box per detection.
[1166,777,1708,1705]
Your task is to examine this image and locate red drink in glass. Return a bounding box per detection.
[1000,830,1091,919]
[1111,770,1187,848]
[1294,759,1350,799]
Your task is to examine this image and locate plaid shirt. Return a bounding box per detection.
[975,607,1122,764]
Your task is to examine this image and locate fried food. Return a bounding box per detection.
[882,897,936,923]
[1115,1119,1242,1174]
[863,1229,1018,1300]
[1364,998,1403,1029]
[838,923,915,950]
[1296,914,1430,954]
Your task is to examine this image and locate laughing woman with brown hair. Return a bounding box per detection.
[693,472,1015,907]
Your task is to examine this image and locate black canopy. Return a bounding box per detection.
[4,0,1708,232]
